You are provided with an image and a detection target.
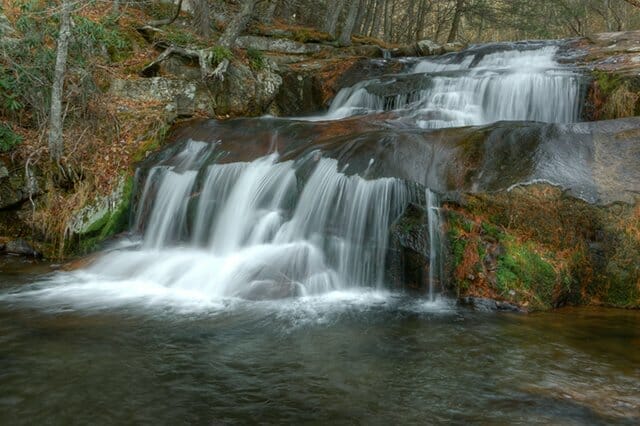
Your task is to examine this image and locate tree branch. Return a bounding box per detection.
[142,43,229,81]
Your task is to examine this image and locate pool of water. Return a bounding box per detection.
[0,258,638,425]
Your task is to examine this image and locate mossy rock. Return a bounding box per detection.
[72,176,134,255]
[444,185,640,310]
[587,70,640,120]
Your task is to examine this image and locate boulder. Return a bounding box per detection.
[274,58,405,115]
[2,239,41,258]
[111,60,283,118]
[206,61,282,117]
[416,39,444,56]
[443,42,465,53]
[390,45,419,58]
[459,297,525,313]
[0,158,40,210]
[110,77,201,118]
[387,202,431,293]
[236,35,329,55]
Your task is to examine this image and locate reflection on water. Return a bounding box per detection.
[1,265,638,425]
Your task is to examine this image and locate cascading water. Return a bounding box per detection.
[60,147,408,303]
[327,44,584,128]
[4,43,589,306]
[426,189,444,301]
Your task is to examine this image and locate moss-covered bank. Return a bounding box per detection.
[444,185,640,310]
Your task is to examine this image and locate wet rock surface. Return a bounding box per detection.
[160,116,640,206]
[387,203,430,292]
[459,296,525,313]
[0,238,41,258]
[152,114,640,309]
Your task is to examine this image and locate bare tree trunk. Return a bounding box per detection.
[383,0,392,41]
[603,0,613,31]
[361,0,374,36]
[192,0,211,37]
[112,0,120,15]
[219,0,259,48]
[416,0,429,40]
[323,0,346,38]
[447,0,465,43]
[370,0,384,38]
[48,0,72,163]
[338,0,360,46]
[354,0,369,35]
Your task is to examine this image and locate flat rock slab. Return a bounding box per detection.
[160,115,640,206]
[236,36,329,55]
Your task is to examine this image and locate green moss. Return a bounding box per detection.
[132,123,171,163]
[496,237,557,309]
[593,70,622,94]
[210,45,233,64]
[481,222,502,240]
[592,71,640,119]
[77,176,133,254]
[601,256,640,307]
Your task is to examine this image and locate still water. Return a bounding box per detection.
[0,258,638,425]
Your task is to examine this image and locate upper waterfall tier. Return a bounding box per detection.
[324,43,584,128]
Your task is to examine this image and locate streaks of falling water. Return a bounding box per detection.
[79,149,409,301]
[426,189,444,301]
[326,45,583,127]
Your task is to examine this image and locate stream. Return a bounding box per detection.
[0,41,638,424]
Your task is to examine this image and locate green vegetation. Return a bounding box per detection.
[592,71,640,119]
[132,123,171,163]
[496,237,557,309]
[0,124,22,152]
[163,27,206,48]
[77,176,133,254]
[211,45,233,64]
[247,47,265,70]
[446,186,640,310]
[73,16,132,62]
[447,212,468,269]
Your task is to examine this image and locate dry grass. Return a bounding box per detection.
[604,81,639,118]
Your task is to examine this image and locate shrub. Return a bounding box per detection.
[247,47,265,70]
[0,124,23,152]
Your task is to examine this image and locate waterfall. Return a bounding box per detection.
[426,189,444,301]
[84,148,409,300]
[26,42,590,305]
[327,44,583,127]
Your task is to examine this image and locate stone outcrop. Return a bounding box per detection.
[236,35,329,55]
[110,60,283,118]
[154,114,640,309]
[0,157,40,210]
[567,30,640,121]
[416,39,444,56]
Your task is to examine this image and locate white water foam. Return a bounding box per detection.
[326,45,582,127]
[2,150,412,312]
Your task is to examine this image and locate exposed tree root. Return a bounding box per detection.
[141,43,229,81]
